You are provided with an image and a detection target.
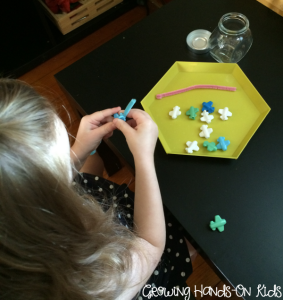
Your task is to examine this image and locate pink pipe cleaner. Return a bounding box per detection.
[156,85,236,99]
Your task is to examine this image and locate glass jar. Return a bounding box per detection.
[209,12,253,63]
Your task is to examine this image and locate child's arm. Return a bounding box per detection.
[113,109,166,256]
[113,110,165,299]
[113,110,165,298]
[70,107,121,172]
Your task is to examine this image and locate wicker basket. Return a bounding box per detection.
[38,0,123,34]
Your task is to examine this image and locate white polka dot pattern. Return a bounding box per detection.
[73,173,193,290]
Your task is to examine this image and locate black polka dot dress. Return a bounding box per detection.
[74,173,192,298]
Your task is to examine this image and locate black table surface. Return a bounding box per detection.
[55,0,283,297]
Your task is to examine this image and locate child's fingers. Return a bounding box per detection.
[113,118,134,136]
[101,115,115,124]
[88,107,121,123]
[91,122,116,140]
[126,119,137,128]
[103,131,113,139]
[125,109,151,124]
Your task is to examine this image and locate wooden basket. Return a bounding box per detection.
[38,0,123,35]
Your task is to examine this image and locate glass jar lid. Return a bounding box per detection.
[186,29,211,54]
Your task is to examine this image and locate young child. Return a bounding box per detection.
[0,78,192,300]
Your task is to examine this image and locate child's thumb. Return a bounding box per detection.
[113,118,132,136]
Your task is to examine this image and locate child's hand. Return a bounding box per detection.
[112,109,158,161]
[72,107,121,159]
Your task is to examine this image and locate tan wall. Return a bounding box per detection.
[257,0,283,16]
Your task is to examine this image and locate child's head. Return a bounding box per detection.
[0,79,137,300]
[0,78,72,181]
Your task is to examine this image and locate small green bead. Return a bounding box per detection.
[186,106,199,120]
[203,141,217,152]
[210,215,226,232]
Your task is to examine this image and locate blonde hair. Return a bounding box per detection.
[0,79,137,300]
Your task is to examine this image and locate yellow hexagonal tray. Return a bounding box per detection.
[141,62,270,159]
